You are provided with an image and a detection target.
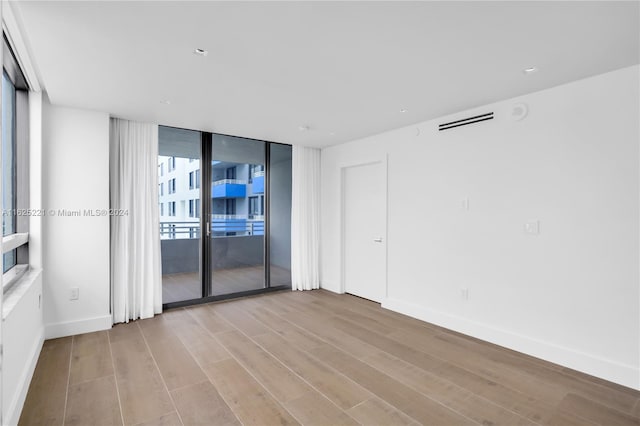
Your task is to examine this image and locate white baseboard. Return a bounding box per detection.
[320,281,342,294]
[382,297,640,391]
[45,314,112,339]
[5,328,44,426]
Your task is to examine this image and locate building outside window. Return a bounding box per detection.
[3,71,17,273]
[248,164,263,183]
[248,196,263,218]
[226,167,236,180]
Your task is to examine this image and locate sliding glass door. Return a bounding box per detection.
[209,134,266,296]
[158,127,202,304]
[159,126,291,307]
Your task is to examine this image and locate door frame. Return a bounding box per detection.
[339,156,389,301]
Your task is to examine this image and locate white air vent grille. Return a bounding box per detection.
[438,112,494,131]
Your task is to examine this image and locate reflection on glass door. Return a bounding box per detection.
[209,134,266,296]
[158,127,202,304]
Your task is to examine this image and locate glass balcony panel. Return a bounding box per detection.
[158,126,202,304]
[269,144,292,287]
[210,134,265,296]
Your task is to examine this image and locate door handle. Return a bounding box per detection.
[206,221,210,238]
[373,237,383,243]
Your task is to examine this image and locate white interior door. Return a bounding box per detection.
[343,161,386,302]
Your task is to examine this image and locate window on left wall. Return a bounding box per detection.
[2,34,30,293]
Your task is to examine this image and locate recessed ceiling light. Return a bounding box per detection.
[400,109,408,113]
[523,67,538,74]
[159,100,171,105]
[329,132,336,136]
[193,48,208,56]
[298,125,310,132]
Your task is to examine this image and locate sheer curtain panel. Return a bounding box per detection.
[110,118,162,323]
[291,145,320,290]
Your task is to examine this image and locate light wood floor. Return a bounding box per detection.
[163,266,291,303]
[20,290,640,426]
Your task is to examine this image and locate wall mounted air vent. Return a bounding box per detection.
[438,112,494,131]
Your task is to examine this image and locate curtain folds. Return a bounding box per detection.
[291,145,321,291]
[110,118,162,323]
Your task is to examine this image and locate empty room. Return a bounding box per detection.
[0,1,638,425]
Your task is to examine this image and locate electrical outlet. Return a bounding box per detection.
[460,288,469,300]
[70,287,79,301]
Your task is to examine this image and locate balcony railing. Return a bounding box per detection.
[160,221,200,239]
[213,179,247,186]
[160,219,264,239]
[212,214,247,220]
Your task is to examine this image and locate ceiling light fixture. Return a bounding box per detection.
[193,48,208,56]
[523,67,538,74]
[400,108,408,113]
[159,100,171,105]
[298,125,310,132]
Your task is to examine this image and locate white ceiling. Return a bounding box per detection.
[12,1,639,148]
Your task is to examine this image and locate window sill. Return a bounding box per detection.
[3,268,41,320]
[3,263,28,293]
[3,232,28,252]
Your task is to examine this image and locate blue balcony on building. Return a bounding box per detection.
[212,179,246,198]
[251,172,264,194]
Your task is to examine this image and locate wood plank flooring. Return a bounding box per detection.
[19,290,640,425]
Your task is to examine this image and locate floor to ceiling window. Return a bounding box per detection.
[2,70,17,274]
[2,34,30,293]
[158,127,202,304]
[158,126,292,307]
[209,134,266,296]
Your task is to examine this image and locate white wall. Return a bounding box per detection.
[42,100,111,338]
[321,65,640,389]
[3,271,43,426]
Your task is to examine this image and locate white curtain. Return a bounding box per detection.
[110,118,162,323]
[291,145,321,290]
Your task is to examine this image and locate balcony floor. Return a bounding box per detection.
[162,265,291,304]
